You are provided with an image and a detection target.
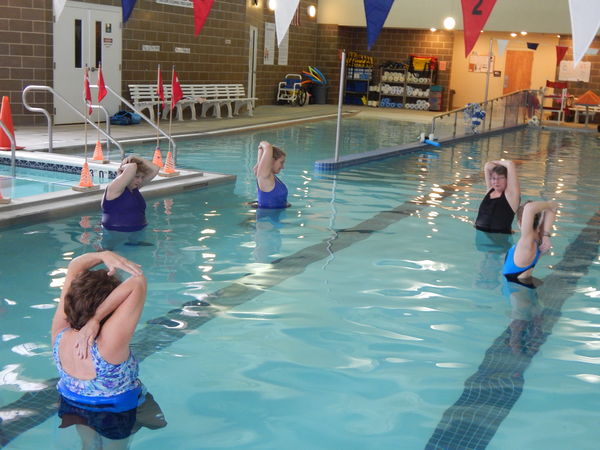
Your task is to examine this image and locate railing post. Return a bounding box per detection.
[0,119,17,176]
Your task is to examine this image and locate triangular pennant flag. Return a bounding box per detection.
[575,90,600,105]
[274,0,300,47]
[568,0,600,65]
[585,47,599,55]
[53,0,66,21]
[97,65,107,103]
[556,46,569,66]
[193,0,214,36]
[171,68,183,109]
[461,0,498,57]
[496,39,508,57]
[364,0,395,51]
[83,67,92,115]
[122,0,137,23]
[527,42,539,50]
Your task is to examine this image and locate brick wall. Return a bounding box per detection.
[1,0,53,125]
[314,26,454,109]
[2,0,322,125]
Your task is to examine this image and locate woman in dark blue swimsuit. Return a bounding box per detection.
[101,155,159,249]
[253,140,290,209]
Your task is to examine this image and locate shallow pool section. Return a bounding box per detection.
[0,152,117,199]
[1,125,599,449]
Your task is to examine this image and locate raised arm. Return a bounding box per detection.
[483,161,495,191]
[105,162,138,201]
[255,141,275,192]
[495,160,520,212]
[134,156,160,185]
[51,252,142,342]
[520,201,558,243]
[94,274,147,364]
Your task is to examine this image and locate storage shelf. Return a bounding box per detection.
[378,65,438,110]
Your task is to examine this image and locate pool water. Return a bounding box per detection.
[0,166,110,199]
[0,119,599,449]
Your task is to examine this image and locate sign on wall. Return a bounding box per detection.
[264,23,275,65]
[278,32,289,65]
[558,60,591,82]
[156,0,192,7]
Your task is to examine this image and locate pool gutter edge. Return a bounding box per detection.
[0,170,235,229]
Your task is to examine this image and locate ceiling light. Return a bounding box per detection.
[510,32,517,37]
[430,27,437,32]
[268,0,276,11]
[307,5,316,18]
[520,31,527,36]
[557,34,561,38]
[443,17,456,30]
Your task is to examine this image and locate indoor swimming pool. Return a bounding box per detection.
[0,119,599,449]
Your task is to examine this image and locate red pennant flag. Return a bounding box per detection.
[461,0,498,57]
[556,46,569,66]
[83,66,92,115]
[97,65,107,102]
[193,0,214,36]
[171,68,183,109]
[156,65,165,109]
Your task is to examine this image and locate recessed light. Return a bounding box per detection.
[520,31,527,36]
[510,32,517,37]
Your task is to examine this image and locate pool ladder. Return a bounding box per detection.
[22,85,177,162]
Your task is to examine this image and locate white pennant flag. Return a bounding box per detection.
[274,0,300,47]
[568,0,600,65]
[53,0,67,21]
[496,39,509,57]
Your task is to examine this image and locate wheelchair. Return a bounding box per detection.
[276,74,308,106]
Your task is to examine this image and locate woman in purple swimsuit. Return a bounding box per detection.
[101,155,159,249]
[253,140,290,209]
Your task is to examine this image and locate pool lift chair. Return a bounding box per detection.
[277,74,307,106]
[540,80,571,123]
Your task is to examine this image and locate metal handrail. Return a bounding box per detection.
[0,119,16,176]
[97,84,178,162]
[430,89,533,138]
[89,103,112,158]
[22,85,125,159]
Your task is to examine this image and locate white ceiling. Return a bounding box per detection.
[317,0,576,35]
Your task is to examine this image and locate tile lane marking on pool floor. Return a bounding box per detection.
[426,209,600,450]
[0,173,479,445]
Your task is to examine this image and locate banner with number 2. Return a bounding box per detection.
[462,0,498,57]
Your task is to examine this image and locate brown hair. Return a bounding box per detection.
[119,156,151,177]
[516,201,541,230]
[491,165,507,177]
[272,146,286,160]
[64,269,121,330]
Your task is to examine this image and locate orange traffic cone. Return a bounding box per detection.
[0,188,10,204]
[152,146,164,168]
[92,140,109,164]
[0,96,24,150]
[72,160,99,191]
[159,151,180,177]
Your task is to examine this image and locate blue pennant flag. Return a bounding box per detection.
[364,0,395,50]
[122,0,137,23]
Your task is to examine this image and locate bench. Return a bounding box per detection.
[129,83,257,121]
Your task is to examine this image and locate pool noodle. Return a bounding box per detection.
[424,139,440,147]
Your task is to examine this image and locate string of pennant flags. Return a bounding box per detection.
[363,0,599,66]
[53,0,215,36]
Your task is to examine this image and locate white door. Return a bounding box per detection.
[53,1,122,124]
[247,26,258,99]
